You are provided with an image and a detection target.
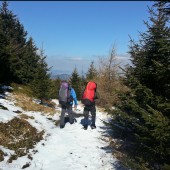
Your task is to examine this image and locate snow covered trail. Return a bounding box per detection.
[0,96,122,170]
[28,112,116,170]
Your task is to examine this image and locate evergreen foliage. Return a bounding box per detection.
[0,10,10,83]
[30,48,51,103]
[69,68,82,100]
[80,71,87,98]
[86,61,98,81]
[113,2,170,169]
[48,78,61,99]
[0,1,27,83]
[0,1,52,103]
[19,37,39,84]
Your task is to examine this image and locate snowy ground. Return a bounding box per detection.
[0,89,124,170]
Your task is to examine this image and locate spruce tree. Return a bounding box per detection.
[80,69,87,96]
[20,37,40,84]
[86,61,98,81]
[30,48,51,104]
[48,78,61,99]
[0,1,28,83]
[113,2,170,169]
[69,67,81,100]
[0,1,12,83]
[0,10,10,83]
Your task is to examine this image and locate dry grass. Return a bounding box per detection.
[0,117,44,163]
[19,114,34,120]
[0,84,59,163]
[10,92,56,115]
[9,83,58,115]
[96,106,106,113]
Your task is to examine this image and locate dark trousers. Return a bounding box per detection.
[60,104,74,126]
[83,105,96,126]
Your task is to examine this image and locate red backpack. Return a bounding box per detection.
[82,81,97,105]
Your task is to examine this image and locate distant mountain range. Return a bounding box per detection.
[51,73,70,80]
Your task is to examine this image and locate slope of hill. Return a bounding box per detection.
[0,85,125,170]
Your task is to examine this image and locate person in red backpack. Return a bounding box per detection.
[82,81,99,130]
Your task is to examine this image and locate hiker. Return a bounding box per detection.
[59,81,78,129]
[82,81,99,130]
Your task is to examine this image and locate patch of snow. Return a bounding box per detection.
[0,93,122,170]
[0,85,13,90]
[32,98,41,105]
[0,109,18,123]
[0,97,22,123]
[0,146,15,156]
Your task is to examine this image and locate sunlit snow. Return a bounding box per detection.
[0,88,123,170]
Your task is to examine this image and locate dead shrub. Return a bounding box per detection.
[0,117,44,163]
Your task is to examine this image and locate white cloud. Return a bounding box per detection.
[68,57,84,61]
[46,53,131,75]
[116,53,131,67]
[46,54,96,75]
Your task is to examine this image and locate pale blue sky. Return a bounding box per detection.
[5,1,154,74]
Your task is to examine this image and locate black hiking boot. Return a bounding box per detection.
[70,121,74,124]
[83,125,88,130]
[91,124,96,129]
[60,125,65,129]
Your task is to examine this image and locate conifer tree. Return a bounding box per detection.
[0,1,12,83]
[86,61,98,81]
[49,78,61,99]
[20,37,39,84]
[0,10,10,83]
[114,2,170,168]
[155,1,170,15]
[30,47,51,104]
[69,67,81,100]
[80,68,87,96]
[0,1,27,83]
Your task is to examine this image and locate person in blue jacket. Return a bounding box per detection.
[59,82,78,129]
